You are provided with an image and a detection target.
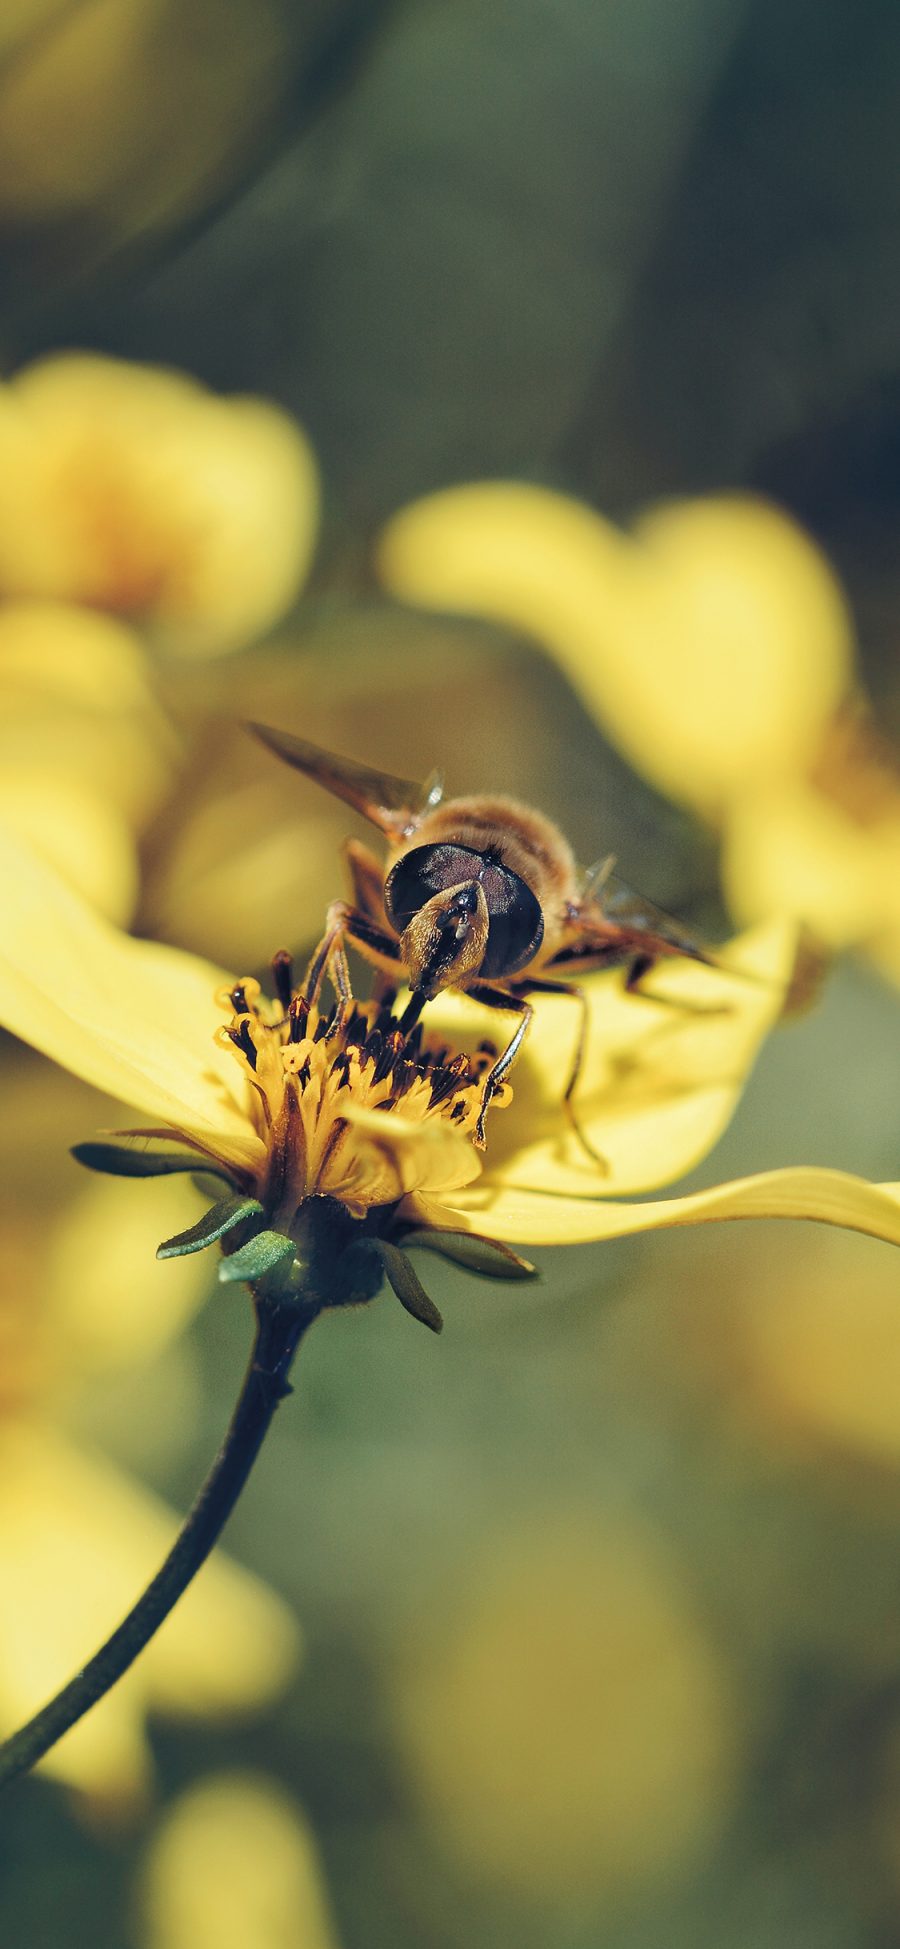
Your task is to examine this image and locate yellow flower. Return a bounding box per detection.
[0,1420,297,1804]
[377,484,900,974]
[392,1510,739,1902]
[2,821,899,1283]
[0,1062,299,1802]
[0,599,173,922]
[140,1773,341,1949]
[0,354,319,658]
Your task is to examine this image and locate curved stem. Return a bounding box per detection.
[0,1294,314,1790]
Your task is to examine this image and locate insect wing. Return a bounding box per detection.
[586,865,712,962]
[249,723,442,837]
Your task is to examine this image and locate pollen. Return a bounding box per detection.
[214,958,508,1222]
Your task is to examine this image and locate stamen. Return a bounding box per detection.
[363,1028,384,1065]
[271,950,293,1012]
[228,1019,258,1070]
[288,996,310,1042]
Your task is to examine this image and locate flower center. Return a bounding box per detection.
[215,955,508,1223]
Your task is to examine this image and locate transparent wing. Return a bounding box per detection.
[582,860,713,961]
[249,723,443,837]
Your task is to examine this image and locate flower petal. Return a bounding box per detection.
[0,824,262,1172]
[416,1168,900,1248]
[427,919,796,1198]
[0,1422,299,1799]
[377,485,852,815]
[340,1101,482,1201]
[722,780,900,948]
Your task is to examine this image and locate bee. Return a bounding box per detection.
[251,724,719,1155]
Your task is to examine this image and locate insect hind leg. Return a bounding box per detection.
[516,976,609,1174]
[625,953,729,1017]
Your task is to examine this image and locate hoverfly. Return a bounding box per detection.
[251,724,719,1156]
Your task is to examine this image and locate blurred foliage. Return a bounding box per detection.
[0,3,899,1948]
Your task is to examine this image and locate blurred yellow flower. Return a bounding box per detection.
[0,1063,299,1803]
[377,484,900,973]
[140,1772,341,1949]
[727,1229,900,1469]
[393,1511,739,1901]
[0,1,301,294]
[0,1421,297,1804]
[0,353,319,657]
[2,822,900,1274]
[0,599,173,921]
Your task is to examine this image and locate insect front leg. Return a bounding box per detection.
[302,902,354,1008]
[464,983,533,1148]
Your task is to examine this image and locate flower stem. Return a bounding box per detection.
[0,1293,314,1790]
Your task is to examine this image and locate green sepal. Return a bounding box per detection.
[156,1195,264,1261]
[400,1227,536,1280]
[373,1240,444,1334]
[218,1230,296,1288]
[72,1141,234,1183]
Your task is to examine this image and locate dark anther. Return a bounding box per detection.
[343,1009,367,1046]
[430,1054,470,1105]
[363,1028,384,1065]
[477,1040,497,1057]
[374,1030,404,1084]
[229,1020,258,1070]
[392,1058,417,1098]
[314,1005,337,1042]
[297,1056,312,1090]
[403,1022,424,1057]
[230,983,250,1015]
[331,1051,353,1090]
[288,996,310,1042]
[271,950,293,1012]
[450,1100,469,1121]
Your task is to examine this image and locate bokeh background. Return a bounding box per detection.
[1,3,900,1945]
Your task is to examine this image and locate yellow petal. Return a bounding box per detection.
[45,1174,213,1377]
[141,1775,340,1949]
[722,780,900,948]
[0,824,261,1171]
[0,1422,299,1801]
[418,1167,900,1248]
[0,355,318,657]
[0,603,174,833]
[341,1101,482,1199]
[427,919,795,1198]
[377,485,852,814]
[0,598,154,712]
[0,773,138,922]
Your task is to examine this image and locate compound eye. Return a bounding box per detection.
[385,843,544,980]
[384,844,480,928]
[478,869,544,978]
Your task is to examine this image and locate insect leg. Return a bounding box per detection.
[625,953,728,1016]
[343,838,390,925]
[302,902,354,1008]
[514,976,608,1173]
[465,983,533,1148]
